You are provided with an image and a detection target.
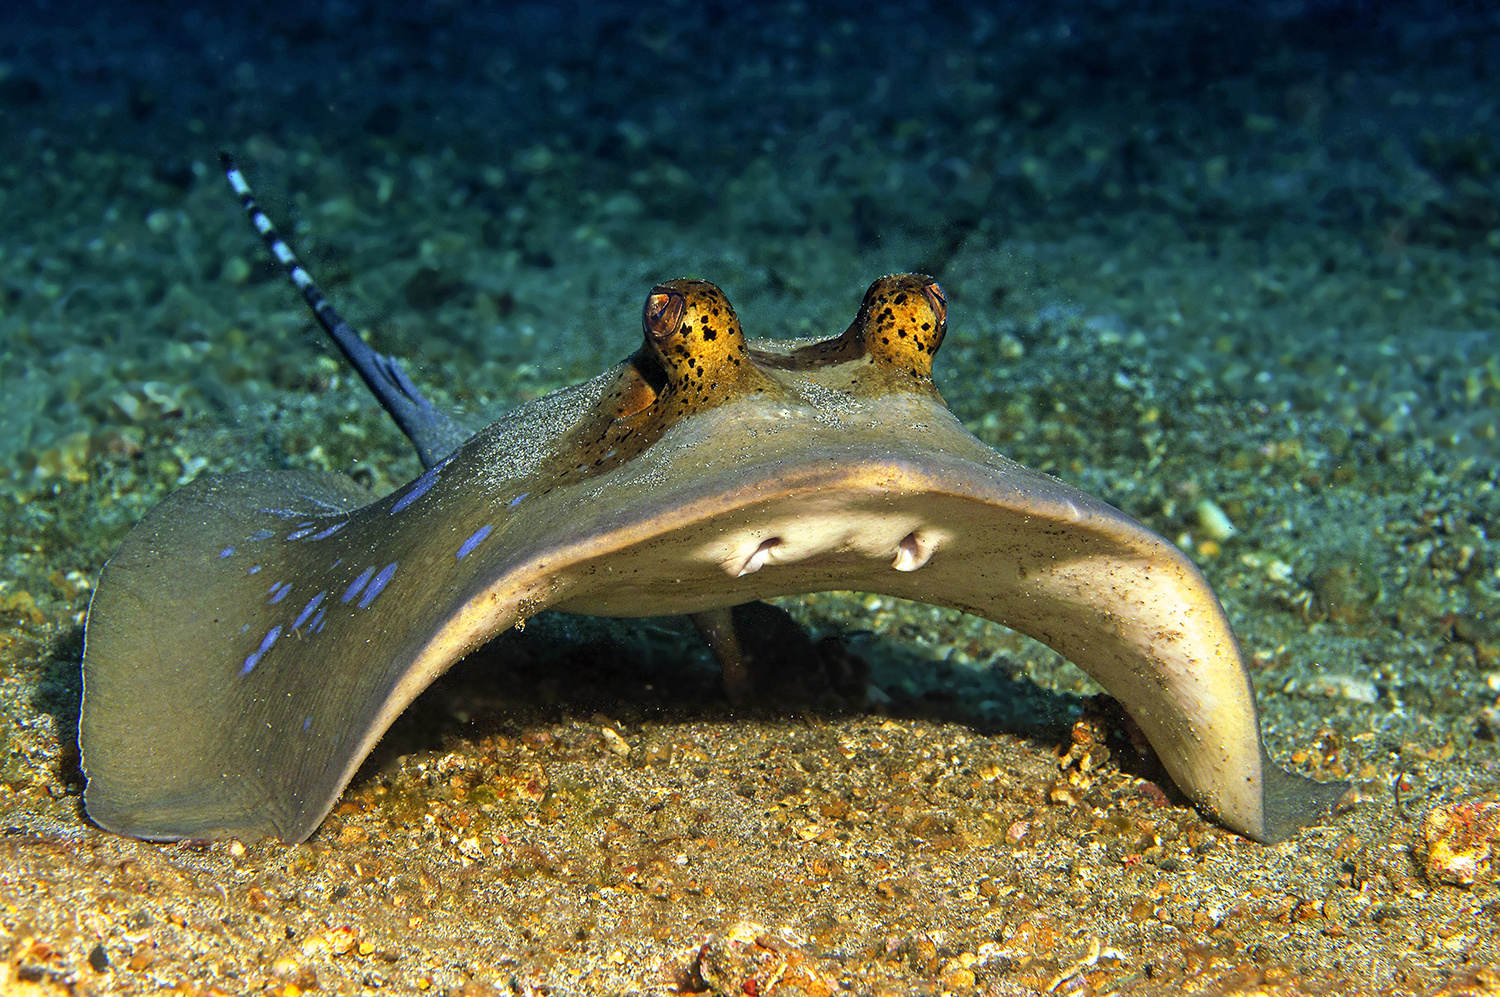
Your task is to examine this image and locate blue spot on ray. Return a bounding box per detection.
[310,607,327,633]
[302,716,312,732]
[219,547,235,559]
[456,524,494,560]
[508,492,529,509]
[341,566,376,604]
[292,591,327,630]
[305,522,346,542]
[286,526,316,541]
[391,465,440,514]
[268,582,292,604]
[248,564,262,575]
[357,562,398,609]
[240,624,283,676]
[247,529,275,542]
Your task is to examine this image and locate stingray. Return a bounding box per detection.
[78,156,1346,846]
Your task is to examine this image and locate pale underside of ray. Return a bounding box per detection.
[80,383,1343,847]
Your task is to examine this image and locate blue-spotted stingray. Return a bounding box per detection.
[78,155,1347,846]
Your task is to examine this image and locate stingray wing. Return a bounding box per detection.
[81,471,390,841]
[81,399,1340,844]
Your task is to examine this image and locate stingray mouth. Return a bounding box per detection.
[710,515,945,578]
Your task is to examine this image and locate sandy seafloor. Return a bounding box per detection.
[1,0,1499,993]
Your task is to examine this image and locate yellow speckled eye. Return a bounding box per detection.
[641,279,756,394]
[855,273,948,381]
[643,290,686,344]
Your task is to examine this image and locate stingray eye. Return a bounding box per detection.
[923,281,948,324]
[643,290,687,344]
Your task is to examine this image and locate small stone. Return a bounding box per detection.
[689,921,838,996]
[1284,673,1378,704]
[1195,498,1237,541]
[600,727,631,757]
[326,925,359,956]
[1417,799,1500,887]
[0,588,45,626]
[1048,782,1083,806]
[112,390,144,422]
[940,965,977,989]
[516,144,553,173]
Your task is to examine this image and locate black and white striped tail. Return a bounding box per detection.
[220,152,470,469]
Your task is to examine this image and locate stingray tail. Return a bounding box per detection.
[219,152,471,469]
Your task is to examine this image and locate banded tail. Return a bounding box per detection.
[219,152,471,468]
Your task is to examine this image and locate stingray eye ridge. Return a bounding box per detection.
[924,279,948,325]
[844,273,952,380]
[635,278,773,415]
[643,290,687,344]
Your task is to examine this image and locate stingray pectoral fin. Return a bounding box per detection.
[78,469,493,842]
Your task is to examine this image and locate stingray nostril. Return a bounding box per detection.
[893,531,934,572]
[737,536,783,576]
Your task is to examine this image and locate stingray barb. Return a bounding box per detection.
[78,157,1346,846]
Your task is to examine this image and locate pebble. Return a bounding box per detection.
[1195,498,1237,542]
[600,726,631,757]
[1417,800,1500,887]
[688,921,840,997]
[1283,673,1379,704]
